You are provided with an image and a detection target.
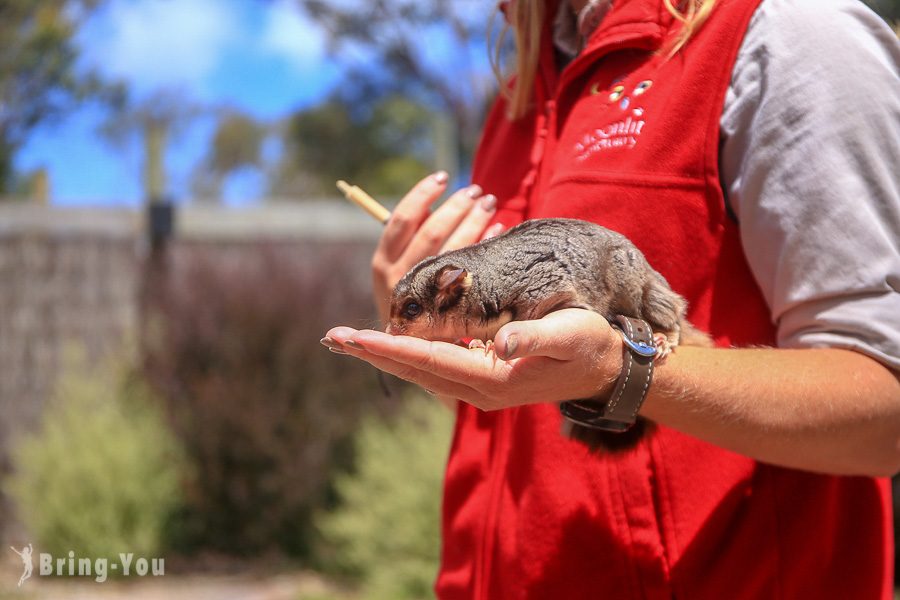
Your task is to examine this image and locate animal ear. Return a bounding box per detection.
[435,266,471,310]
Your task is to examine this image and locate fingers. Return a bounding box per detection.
[323,327,490,403]
[378,171,449,262]
[326,328,590,408]
[369,172,501,324]
[353,329,511,387]
[398,184,483,266]
[441,193,498,253]
[322,315,621,409]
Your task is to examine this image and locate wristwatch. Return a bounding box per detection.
[559,315,657,432]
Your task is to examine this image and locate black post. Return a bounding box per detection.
[147,197,175,255]
[139,197,176,370]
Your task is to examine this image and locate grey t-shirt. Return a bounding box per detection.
[720,0,900,370]
[556,0,900,369]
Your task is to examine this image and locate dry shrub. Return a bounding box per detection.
[142,240,390,557]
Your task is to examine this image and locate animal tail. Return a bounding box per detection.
[679,319,714,347]
[561,418,654,452]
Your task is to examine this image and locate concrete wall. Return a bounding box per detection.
[0,201,381,456]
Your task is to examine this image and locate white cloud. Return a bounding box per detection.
[83,0,239,91]
[259,0,326,70]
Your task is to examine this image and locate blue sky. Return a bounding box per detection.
[15,0,347,206]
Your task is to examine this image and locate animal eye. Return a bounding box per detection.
[403,302,422,319]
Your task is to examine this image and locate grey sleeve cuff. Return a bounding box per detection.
[778,290,900,372]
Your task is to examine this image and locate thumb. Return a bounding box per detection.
[494,309,615,361]
[493,319,574,361]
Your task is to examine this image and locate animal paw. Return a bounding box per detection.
[653,332,674,362]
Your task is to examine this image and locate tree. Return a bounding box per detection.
[191,110,267,201]
[191,95,437,202]
[270,94,435,199]
[291,0,499,177]
[99,90,204,202]
[0,0,119,195]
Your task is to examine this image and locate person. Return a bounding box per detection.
[323,0,900,597]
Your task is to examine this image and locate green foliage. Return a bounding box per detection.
[191,110,267,201]
[318,397,454,600]
[0,0,118,193]
[273,95,435,198]
[207,112,265,173]
[6,349,185,561]
[294,0,490,169]
[99,90,205,201]
[189,96,441,201]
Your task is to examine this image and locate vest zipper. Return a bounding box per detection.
[470,20,665,599]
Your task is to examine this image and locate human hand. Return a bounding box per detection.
[322,309,623,411]
[371,171,502,323]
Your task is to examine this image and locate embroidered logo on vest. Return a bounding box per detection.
[575,79,652,160]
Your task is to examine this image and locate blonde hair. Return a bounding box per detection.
[492,0,719,119]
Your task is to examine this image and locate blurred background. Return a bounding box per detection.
[0,1,897,598]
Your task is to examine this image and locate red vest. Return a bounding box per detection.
[436,1,893,598]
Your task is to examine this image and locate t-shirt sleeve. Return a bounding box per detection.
[719,0,900,370]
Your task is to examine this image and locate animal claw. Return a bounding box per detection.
[653,332,673,363]
[467,338,497,359]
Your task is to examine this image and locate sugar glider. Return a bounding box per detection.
[387,218,710,450]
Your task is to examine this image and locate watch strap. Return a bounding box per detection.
[559,315,655,431]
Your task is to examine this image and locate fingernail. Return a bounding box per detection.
[500,334,518,360]
[483,223,504,240]
[466,184,483,199]
[480,194,497,212]
[344,339,366,350]
[432,171,449,184]
[320,337,343,350]
[329,347,348,355]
